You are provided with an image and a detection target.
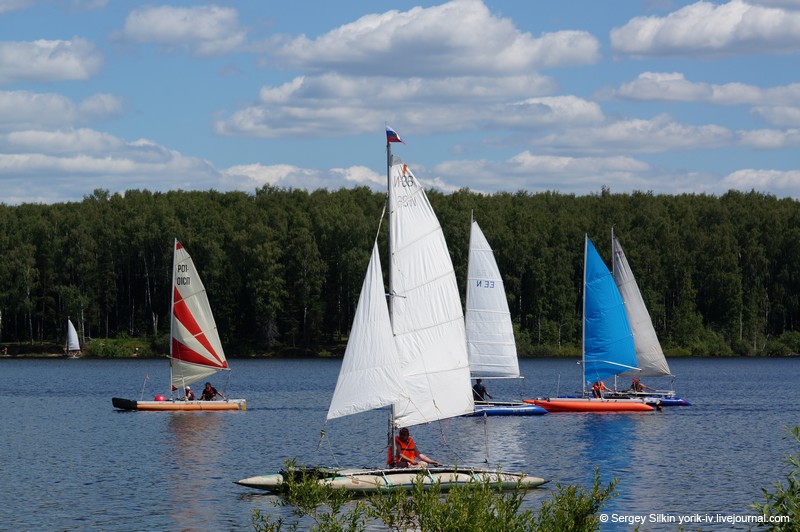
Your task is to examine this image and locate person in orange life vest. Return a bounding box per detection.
[591,381,606,398]
[393,427,441,467]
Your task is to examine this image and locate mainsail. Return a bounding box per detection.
[169,239,229,391]
[612,234,672,377]
[465,219,520,379]
[388,156,474,427]
[583,236,638,387]
[66,319,80,352]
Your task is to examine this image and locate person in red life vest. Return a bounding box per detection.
[393,427,441,467]
[591,381,606,398]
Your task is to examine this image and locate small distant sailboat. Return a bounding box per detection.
[65,318,81,358]
[530,235,653,412]
[236,127,544,492]
[112,239,245,412]
[608,230,690,406]
[465,216,546,416]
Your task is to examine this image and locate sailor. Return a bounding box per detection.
[472,378,492,401]
[185,386,194,400]
[393,427,441,467]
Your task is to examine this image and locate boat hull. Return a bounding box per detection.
[236,466,546,493]
[468,402,548,416]
[526,398,653,412]
[112,397,245,411]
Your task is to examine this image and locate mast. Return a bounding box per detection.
[386,127,396,457]
[169,238,177,397]
[582,233,588,396]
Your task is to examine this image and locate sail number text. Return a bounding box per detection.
[176,264,191,285]
[474,280,495,288]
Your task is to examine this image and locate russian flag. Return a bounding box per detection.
[386,125,404,144]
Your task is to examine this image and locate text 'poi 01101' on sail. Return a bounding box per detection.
[112,239,245,412]
[527,235,655,413]
[236,126,545,493]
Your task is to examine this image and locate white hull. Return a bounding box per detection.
[236,466,545,493]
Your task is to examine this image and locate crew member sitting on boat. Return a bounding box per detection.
[472,378,492,401]
[393,427,441,468]
[591,381,606,398]
[184,386,194,400]
[200,382,225,401]
[630,378,654,393]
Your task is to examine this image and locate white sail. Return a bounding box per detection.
[327,242,408,420]
[66,319,80,352]
[465,220,520,379]
[612,235,672,377]
[170,240,229,390]
[388,156,474,427]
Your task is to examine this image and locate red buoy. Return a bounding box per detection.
[154,394,167,401]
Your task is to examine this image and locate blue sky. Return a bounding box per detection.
[2,0,800,204]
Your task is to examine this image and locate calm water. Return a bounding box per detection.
[1,357,798,531]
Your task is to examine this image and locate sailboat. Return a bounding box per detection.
[112,239,245,412]
[236,128,544,492]
[607,231,690,406]
[65,318,81,358]
[464,217,546,416]
[530,235,654,412]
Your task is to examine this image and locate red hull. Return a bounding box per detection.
[525,398,653,412]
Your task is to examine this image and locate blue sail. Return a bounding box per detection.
[583,237,637,386]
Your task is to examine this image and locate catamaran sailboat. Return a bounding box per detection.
[605,230,690,406]
[112,240,245,412]
[65,318,82,358]
[236,127,544,492]
[465,217,546,417]
[529,235,654,412]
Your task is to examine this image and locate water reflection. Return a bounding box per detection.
[164,413,226,530]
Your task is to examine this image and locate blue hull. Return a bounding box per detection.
[648,397,691,407]
[469,404,548,416]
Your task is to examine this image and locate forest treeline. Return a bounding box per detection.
[2,186,800,357]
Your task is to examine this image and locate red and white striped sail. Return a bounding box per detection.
[169,239,228,390]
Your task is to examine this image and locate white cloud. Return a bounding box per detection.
[0,128,220,200]
[722,168,800,194]
[223,162,377,191]
[120,5,246,56]
[0,38,103,84]
[533,114,734,154]
[215,74,579,138]
[0,91,122,131]
[611,0,800,57]
[0,0,34,15]
[751,106,800,127]
[271,0,600,75]
[738,128,800,148]
[612,72,800,106]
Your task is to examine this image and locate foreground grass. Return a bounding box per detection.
[251,462,617,532]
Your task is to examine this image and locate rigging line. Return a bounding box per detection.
[317,425,342,470]
[483,412,490,464]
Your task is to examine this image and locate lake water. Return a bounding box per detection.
[1,357,797,531]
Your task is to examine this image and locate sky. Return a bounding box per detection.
[2,0,800,205]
